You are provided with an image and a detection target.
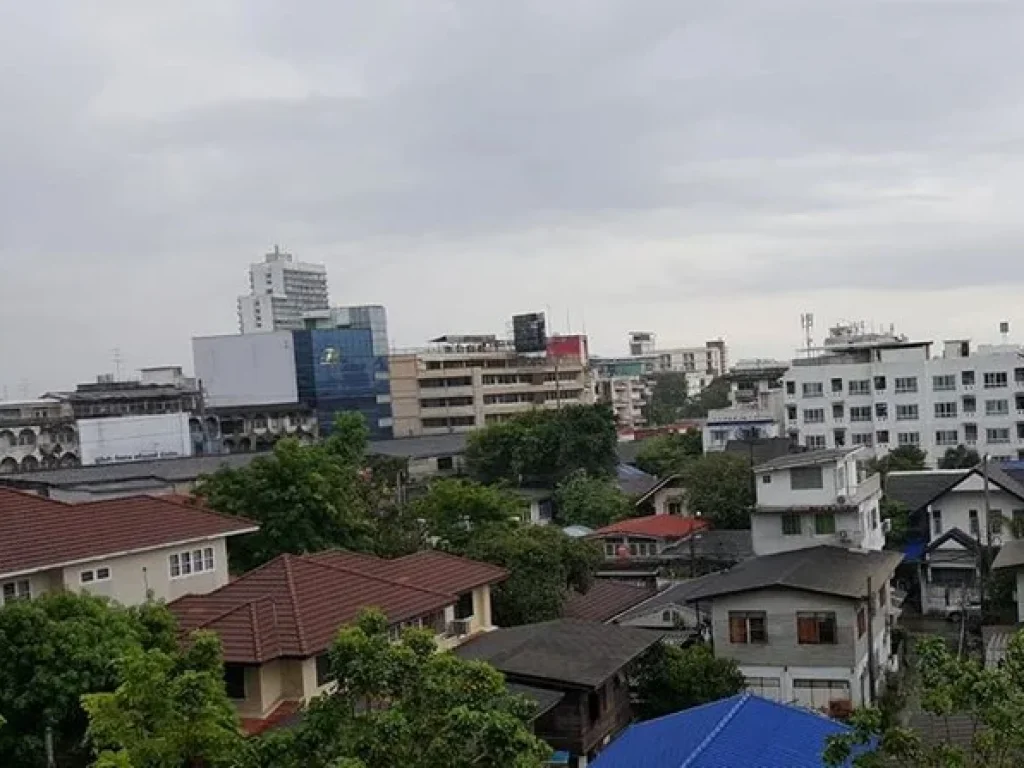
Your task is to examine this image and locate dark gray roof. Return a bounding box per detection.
[681,546,904,602]
[563,581,660,623]
[752,447,862,474]
[0,452,267,488]
[924,527,981,556]
[724,438,800,466]
[367,432,468,459]
[885,470,969,512]
[985,463,1024,502]
[506,683,565,718]
[661,529,755,563]
[613,574,723,623]
[993,539,1024,570]
[454,619,663,689]
[616,463,662,498]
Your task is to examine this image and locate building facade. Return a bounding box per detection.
[0,398,78,473]
[783,324,1024,465]
[237,246,329,333]
[389,333,593,437]
[626,332,728,398]
[703,407,781,453]
[591,357,656,429]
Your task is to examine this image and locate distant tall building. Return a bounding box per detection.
[623,333,729,398]
[237,246,329,333]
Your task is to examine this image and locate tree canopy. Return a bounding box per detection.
[646,372,689,425]
[82,631,241,768]
[635,643,745,721]
[463,525,603,626]
[408,478,526,548]
[239,610,551,768]
[554,470,633,529]
[824,632,1024,767]
[938,445,981,470]
[680,452,754,529]
[634,430,704,477]
[0,593,178,768]
[868,446,928,477]
[465,405,618,486]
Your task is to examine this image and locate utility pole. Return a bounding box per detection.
[866,575,877,704]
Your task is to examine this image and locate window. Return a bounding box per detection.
[897,432,920,446]
[935,430,958,447]
[965,423,978,441]
[875,403,888,419]
[931,403,956,421]
[933,375,956,392]
[984,372,1008,389]
[831,378,843,394]
[850,406,872,422]
[814,514,837,535]
[987,399,1009,416]
[988,428,1011,444]
[852,432,873,446]
[662,610,674,623]
[856,607,867,638]
[781,513,802,536]
[963,395,977,414]
[969,510,980,538]
[80,570,95,584]
[224,665,247,700]
[790,466,824,490]
[786,381,796,395]
[802,382,824,398]
[963,370,976,386]
[79,568,110,584]
[745,676,782,700]
[786,405,797,421]
[315,654,332,687]
[797,612,837,644]
[169,547,215,579]
[876,430,890,444]
[833,429,846,447]
[0,580,30,604]
[874,376,887,391]
[793,680,852,709]
[832,403,844,420]
[803,408,825,424]
[1016,368,1024,384]
[894,377,918,394]
[762,474,772,485]
[437,456,454,471]
[849,380,870,396]
[806,435,827,449]
[604,542,617,557]
[932,509,942,536]
[896,404,919,421]
[728,612,767,644]
[455,592,475,620]
[991,510,1004,536]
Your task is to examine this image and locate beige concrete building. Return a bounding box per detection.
[389,335,594,437]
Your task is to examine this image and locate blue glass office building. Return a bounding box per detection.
[293,327,392,438]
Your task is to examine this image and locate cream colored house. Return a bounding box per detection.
[0,488,257,606]
[169,549,507,734]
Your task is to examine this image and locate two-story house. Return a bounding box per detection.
[169,548,507,734]
[752,447,884,556]
[888,462,1024,615]
[0,487,257,605]
[684,546,903,711]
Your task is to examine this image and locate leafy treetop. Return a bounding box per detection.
[680,452,754,529]
[554,470,633,529]
[408,478,526,549]
[634,643,745,721]
[634,430,704,477]
[868,445,928,477]
[938,445,981,470]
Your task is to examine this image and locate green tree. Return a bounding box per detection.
[554,470,633,528]
[409,479,526,549]
[879,498,911,546]
[195,438,374,571]
[324,411,371,465]
[869,446,928,477]
[466,405,618,485]
[0,593,177,768]
[240,610,551,768]
[681,452,754,529]
[634,430,704,477]
[824,633,1024,766]
[938,445,981,469]
[463,525,602,625]
[647,372,689,425]
[82,632,241,768]
[681,378,731,418]
[635,643,745,720]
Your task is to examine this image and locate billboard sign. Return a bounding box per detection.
[78,413,193,466]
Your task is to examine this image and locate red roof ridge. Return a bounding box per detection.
[296,551,456,600]
[281,554,310,656]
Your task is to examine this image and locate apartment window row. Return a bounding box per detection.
[169,547,216,579]
[421,416,476,429]
[420,396,474,409]
[419,376,472,389]
[483,393,534,405]
[80,567,111,584]
[781,512,836,536]
[896,404,919,421]
[728,610,839,646]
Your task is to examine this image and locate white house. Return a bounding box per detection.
[751,447,885,556]
[0,487,257,606]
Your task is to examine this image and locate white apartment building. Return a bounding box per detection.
[237,246,329,333]
[389,334,594,437]
[751,447,885,556]
[783,325,1024,466]
[626,332,728,398]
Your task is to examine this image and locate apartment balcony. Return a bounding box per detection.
[420,404,477,418]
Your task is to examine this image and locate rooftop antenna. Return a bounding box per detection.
[1000,321,1010,344]
[800,313,815,357]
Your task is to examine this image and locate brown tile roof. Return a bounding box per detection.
[170,550,508,664]
[563,580,660,623]
[591,515,710,540]
[0,487,258,578]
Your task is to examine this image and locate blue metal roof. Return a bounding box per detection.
[901,539,927,562]
[592,693,858,768]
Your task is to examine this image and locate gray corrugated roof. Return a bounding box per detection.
[367,432,468,459]
[752,447,862,474]
[681,546,903,602]
[661,529,755,562]
[885,470,969,512]
[454,619,663,689]
[506,683,565,718]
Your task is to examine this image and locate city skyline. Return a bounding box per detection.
[5,2,1024,394]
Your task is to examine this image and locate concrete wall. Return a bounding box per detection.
[756,457,859,509]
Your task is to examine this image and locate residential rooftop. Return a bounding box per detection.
[590,515,709,540]
[753,447,863,474]
[563,581,660,623]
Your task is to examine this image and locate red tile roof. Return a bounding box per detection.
[0,487,258,577]
[563,580,660,623]
[590,515,710,539]
[170,550,508,664]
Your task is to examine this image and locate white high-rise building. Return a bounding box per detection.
[783,322,1024,465]
[237,246,329,333]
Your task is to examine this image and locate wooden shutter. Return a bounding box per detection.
[797,614,818,644]
[729,615,748,643]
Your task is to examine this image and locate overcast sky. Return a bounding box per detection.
[3,1,1024,396]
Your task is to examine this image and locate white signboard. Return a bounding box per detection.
[192,331,299,408]
[78,413,193,466]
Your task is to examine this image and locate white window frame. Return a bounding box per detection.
[897,432,920,446]
[1,579,31,604]
[984,372,1008,389]
[848,380,870,396]
[894,377,918,394]
[934,402,957,419]
[169,546,215,580]
[896,404,919,421]
[933,375,956,392]
[986,399,1009,416]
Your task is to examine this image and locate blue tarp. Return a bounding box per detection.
[901,539,927,562]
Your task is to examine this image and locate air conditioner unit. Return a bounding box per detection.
[838,530,852,543]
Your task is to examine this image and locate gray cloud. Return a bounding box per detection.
[3,0,1024,394]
